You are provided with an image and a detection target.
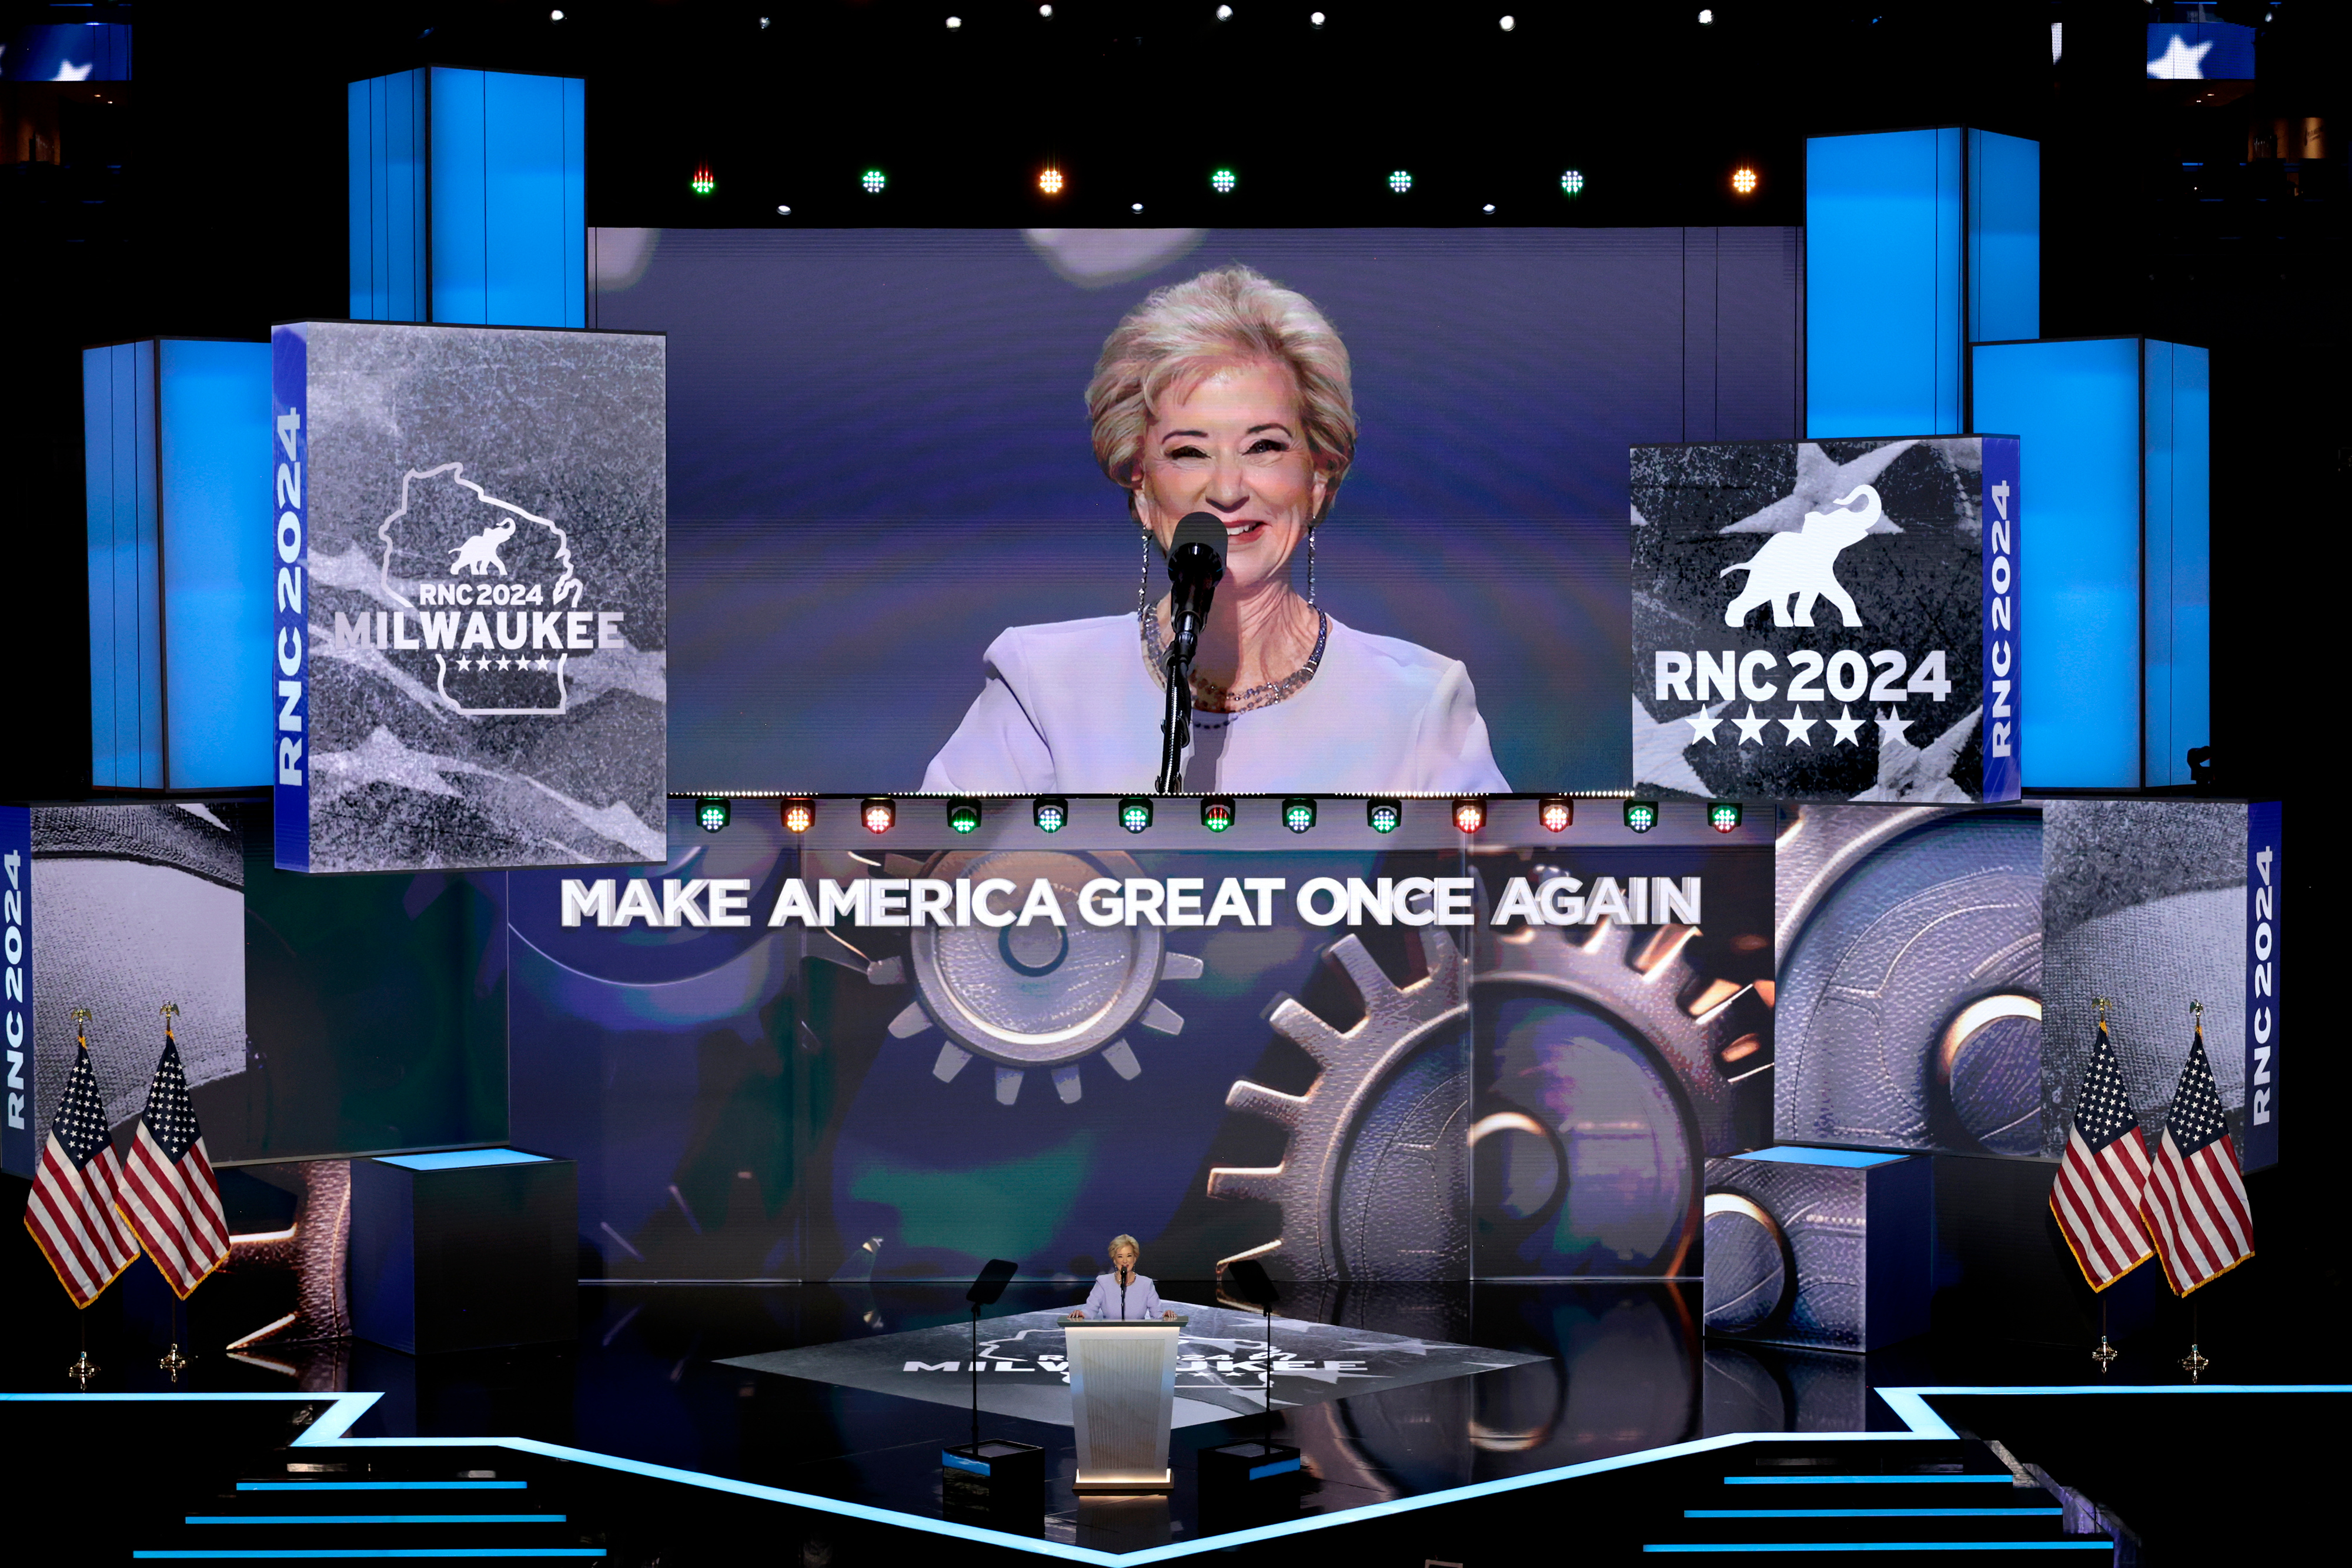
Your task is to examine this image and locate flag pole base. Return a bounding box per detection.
[158,1343,191,1376]
[2180,1343,2210,1381]
[66,1351,99,1387]
[2090,1335,2118,1372]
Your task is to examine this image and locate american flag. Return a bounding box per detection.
[116,1025,229,1299]
[2048,1018,2154,1291]
[22,1029,141,1307]
[2141,1019,2254,1296]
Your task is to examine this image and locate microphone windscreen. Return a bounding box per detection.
[1170,512,1228,570]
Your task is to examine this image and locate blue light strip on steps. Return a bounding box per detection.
[186,1516,565,1525]
[1723,1475,2017,1486]
[1686,1509,2064,1519]
[236,1483,529,1493]
[1643,1546,2111,1555]
[133,1553,604,1562]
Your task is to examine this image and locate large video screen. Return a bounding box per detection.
[592,226,1800,794]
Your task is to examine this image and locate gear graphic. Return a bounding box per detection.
[1208,927,1468,1282]
[814,848,1202,1106]
[1209,890,1771,1281]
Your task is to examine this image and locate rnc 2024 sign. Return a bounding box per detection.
[1629,436,2020,804]
[270,322,667,874]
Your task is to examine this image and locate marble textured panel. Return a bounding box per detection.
[1632,436,2013,803]
[280,320,665,872]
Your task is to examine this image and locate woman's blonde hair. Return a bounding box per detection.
[1108,1233,1140,1257]
[1087,264,1356,519]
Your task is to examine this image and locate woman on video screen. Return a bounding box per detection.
[921,264,1509,795]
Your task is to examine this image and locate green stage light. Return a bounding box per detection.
[1119,797,1154,834]
[1388,169,1414,194]
[695,797,730,833]
[947,799,983,834]
[1033,797,1068,833]
[1211,168,1236,193]
[1282,797,1317,834]
[861,169,887,193]
[1561,169,1585,196]
[1539,796,1573,832]
[1366,798,1401,834]
[690,164,716,196]
[1624,799,1659,833]
[1708,801,1744,833]
[1201,797,1236,832]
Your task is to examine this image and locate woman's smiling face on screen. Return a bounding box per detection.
[1134,361,1327,596]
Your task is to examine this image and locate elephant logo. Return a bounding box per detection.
[1720,484,1882,628]
[447,517,517,577]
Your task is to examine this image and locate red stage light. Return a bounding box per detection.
[1539,797,1573,833]
[861,797,897,833]
[1451,798,1486,834]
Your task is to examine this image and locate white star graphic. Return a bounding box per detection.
[1875,708,1913,748]
[2147,34,2214,80]
[1779,706,1815,746]
[1733,704,1770,746]
[456,657,472,671]
[497,656,513,671]
[537,657,553,671]
[1826,705,1865,746]
[1685,704,1725,745]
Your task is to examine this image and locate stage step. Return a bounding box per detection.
[132,1450,609,1565]
[1635,1440,2113,1560]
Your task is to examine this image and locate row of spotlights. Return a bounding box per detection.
[707,795,1739,837]
[703,168,1765,201]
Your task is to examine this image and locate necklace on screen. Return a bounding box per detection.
[1141,606,1328,714]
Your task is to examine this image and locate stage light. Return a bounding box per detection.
[947,798,983,834]
[1211,168,1237,193]
[1561,169,1585,195]
[696,797,730,833]
[1540,796,1574,832]
[1040,3,1053,14]
[1033,797,1068,833]
[776,205,791,215]
[1624,800,1659,833]
[780,798,815,834]
[861,169,887,193]
[551,8,565,19]
[760,16,771,28]
[1499,14,1516,29]
[1708,800,1744,833]
[1131,203,1144,212]
[1388,170,1414,193]
[946,15,963,28]
[1452,798,1487,834]
[1366,798,1401,834]
[1731,165,1758,195]
[1483,203,1496,213]
[1282,797,1317,834]
[1699,8,1714,21]
[1217,4,1232,18]
[690,165,715,196]
[1119,797,1154,834]
[1201,797,1236,833]
[1038,168,1065,196]
[1312,11,1326,25]
[861,797,897,834]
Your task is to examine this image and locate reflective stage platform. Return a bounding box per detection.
[7,1282,2347,1563]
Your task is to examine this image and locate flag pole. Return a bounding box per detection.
[2087,999,2120,1373]
[155,1002,192,1378]
[65,1009,101,1388]
[2176,999,2212,1384]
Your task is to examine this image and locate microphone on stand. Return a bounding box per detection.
[1157,513,1227,794]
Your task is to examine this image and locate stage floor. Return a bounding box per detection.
[11,1280,2346,1559]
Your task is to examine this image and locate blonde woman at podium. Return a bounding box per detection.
[1068,1234,1177,1322]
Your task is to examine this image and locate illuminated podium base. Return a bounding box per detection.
[941,1439,1045,1531]
[1061,1316,1186,1492]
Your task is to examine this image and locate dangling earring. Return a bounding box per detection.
[1137,529,1152,619]
[1306,525,1318,609]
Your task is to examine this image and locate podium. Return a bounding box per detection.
[1059,1315,1187,1492]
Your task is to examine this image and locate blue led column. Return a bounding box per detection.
[1806,128,2039,437]
[348,68,586,329]
[1972,339,2210,788]
[82,340,275,790]
[84,341,161,788]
